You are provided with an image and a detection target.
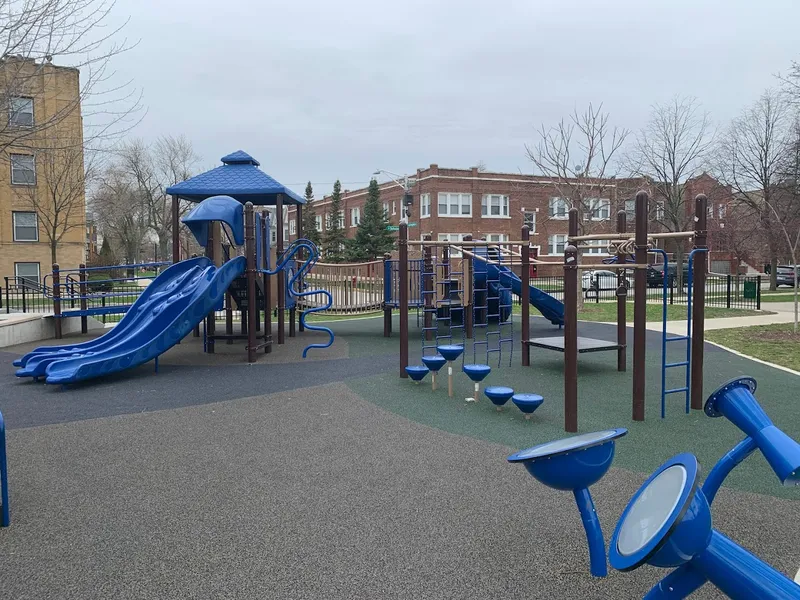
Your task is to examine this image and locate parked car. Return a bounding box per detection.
[776,265,799,287]
[646,265,665,287]
[582,270,631,293]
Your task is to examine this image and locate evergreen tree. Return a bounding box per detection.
[323,180,347,263]
[346,179,395,261]
[301,181,321,248]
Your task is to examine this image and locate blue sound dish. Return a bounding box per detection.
[704,376,800,486]
[421,355,447,372]
[508,428,628,577]
[462,364,491,382]
[405,366,429,382]
[611,453,800,599]
[0,409,8,526]
[436,345,464,362]
[512,393,544,419]
[484,386,514,409]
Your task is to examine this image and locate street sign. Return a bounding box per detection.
[387,223,418,231]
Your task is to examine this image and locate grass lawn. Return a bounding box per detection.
[759,292,800,303]
[707,323,800,371]
[573,302,766,322]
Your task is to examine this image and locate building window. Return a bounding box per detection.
[549,197,569,219]
[383,202,389,216]
[438,192,472,217]
[9,97,33,127]
[392,201,396,215]
[655,202,664,221]
[289,219,296,235]
[350,207,360,227]
[437,233,468,257]
[10,153,35,185]
[326,214,345,229]
[523,211,536,232]
[583,198,611,221]
[12,211,38,241]
[270,226,277,244]
[583,240,608,255]
[315,215,323,231]
[15,262,40,286]
[486,234,509,243]
[707,205,714,219]
[718,204,726,219]
[420,193,431,218]
[339,215,345,229]
[481,194,509,218]
[547,234,567,256]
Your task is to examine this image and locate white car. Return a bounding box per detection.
[582,270,631,292]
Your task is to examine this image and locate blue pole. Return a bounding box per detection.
[693,530,800,599]
[0,411,9,526]
[701,437,758,504]
[572,487,607,577]
[643,565,707,599]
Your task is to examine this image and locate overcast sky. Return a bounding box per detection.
[111,0,800,197]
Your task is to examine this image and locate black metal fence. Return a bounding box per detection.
[515,274,762,310]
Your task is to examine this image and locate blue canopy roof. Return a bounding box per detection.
[166,150,305,205]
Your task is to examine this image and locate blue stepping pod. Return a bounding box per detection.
[485,386,515,411]
[436,345,463,362]
[421,355,446,372]
[463,364,491,382]
[405,366,429,383]
[512,393,544,420]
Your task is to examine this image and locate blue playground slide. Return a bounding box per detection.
[490,264,565,326]
[15,256,245,384]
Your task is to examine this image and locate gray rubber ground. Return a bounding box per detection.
[4,382,795,599]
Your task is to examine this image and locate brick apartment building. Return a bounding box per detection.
[0,57,85,285]
[287,165,736,275]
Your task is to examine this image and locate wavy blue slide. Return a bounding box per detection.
[491,263,565,326]
[15,256,245,384]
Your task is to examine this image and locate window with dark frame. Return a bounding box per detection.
[12,211,38,241]
[9,97,33,127]
[15,262,41,286]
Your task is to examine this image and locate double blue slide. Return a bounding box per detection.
[14,257,245,384]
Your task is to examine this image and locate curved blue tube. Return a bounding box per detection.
[644,565,707,599]
[260,238,334,357]
[573,487,607,577]
[701,437,757,505]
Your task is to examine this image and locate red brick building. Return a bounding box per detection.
[287,165,737,275]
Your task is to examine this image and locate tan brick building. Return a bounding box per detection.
[0,57,85,286]
[288,165,738,275]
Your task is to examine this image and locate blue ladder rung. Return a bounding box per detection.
[665,387,689,395]
[665,336,689,342]
[665,361,689,368]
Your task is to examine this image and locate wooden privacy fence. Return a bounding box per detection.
[299,260,384,314]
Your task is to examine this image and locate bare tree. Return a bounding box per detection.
[0,0,142,155]
[16,134,96,264]
[629,97,715,282]
[526,103,628,306]
[717,89,793,290]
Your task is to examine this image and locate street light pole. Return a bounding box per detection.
[373,169,414,225]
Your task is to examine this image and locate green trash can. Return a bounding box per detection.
[743,280,756,300]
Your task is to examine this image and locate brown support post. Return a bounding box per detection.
[297,204,305,334]
[399,223,409,377]
[691,194,708,410]
[79,263,88,334]
[616,211,627,372]
[422,235,433,341]
[632,191,649,421]
[463,234,473,340]
[564,210,579,433]
[245,203,257,363]
[262,209,272,354]
[383,252,393,337]
[277,195,285,345]
[289,308,296,337]
[521,226,530,366]
[171,195,180,263]
[52,263,62,339]
[205,221,216,354]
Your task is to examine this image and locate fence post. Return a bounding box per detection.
[690,194,708,411]
[2,277,6,313]
[383,253,392,337]
[399,223,409,378]
[756,275,761,310]
[520,226,530,367]
[21,282,26,313]
[726,274,731,309]
[52,264,62,339]
[79,264,88,334]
